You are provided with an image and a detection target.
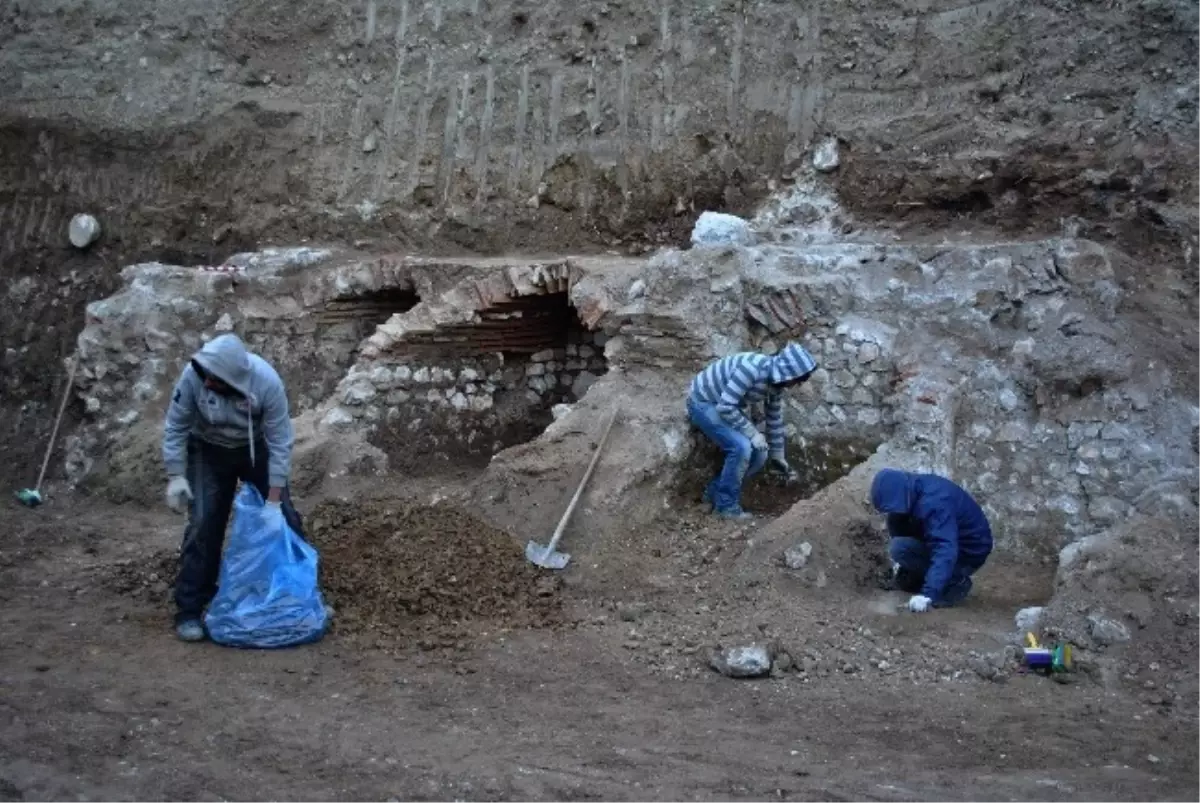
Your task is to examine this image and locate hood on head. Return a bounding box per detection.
[870,468,915,514]
[192,334,252,396]
[769,342,818,385]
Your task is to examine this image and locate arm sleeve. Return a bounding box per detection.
[162,369,196,478]
[885,513,916,540]
[715,362,763,439]
[919,506,960,600]
[261,376,295,488]
[765,391,785,455]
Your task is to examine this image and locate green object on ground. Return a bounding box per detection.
[16,489,43,507]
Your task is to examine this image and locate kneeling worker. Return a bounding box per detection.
[161,333,304,642]
[869,468,993,612]
[687,343,818,520]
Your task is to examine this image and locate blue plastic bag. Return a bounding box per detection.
[204,484,330,648]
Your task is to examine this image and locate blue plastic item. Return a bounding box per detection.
[204,484,330,648]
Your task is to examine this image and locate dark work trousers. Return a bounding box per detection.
[175,437,304,624]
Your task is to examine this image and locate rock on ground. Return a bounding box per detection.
[690,211,753,247]
[709,644,773,678]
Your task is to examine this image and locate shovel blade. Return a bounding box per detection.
[525,540,571,570]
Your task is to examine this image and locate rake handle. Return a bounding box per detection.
[542,404,619,556]
[34,357,78,494]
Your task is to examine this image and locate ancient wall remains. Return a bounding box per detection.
[65,224,1198,557]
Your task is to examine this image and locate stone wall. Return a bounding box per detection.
[65,249,634,486]
[65,225,1198,557]
[523,331,610,404]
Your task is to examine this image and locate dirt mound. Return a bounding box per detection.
[307,499,563,648]
[1040,514,1199,713]
[93,549,177,604]
[1042,515,1198,646]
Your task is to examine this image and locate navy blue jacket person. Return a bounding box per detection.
[869,469,993,612]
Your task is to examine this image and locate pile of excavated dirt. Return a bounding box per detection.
[93,549,177,604]
[1039,514,1200,713]
[307,499,563,648]
[1042,516,1199,643]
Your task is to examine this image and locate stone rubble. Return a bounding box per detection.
[811,138,841,173]
[690,211,753,248]
[1014,606,1044,633]
[782,541,813,570]
[709,644,773,678]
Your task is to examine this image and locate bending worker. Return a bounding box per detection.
[161,333,304,642]
[869,468,994,612]
[687,343,818,520]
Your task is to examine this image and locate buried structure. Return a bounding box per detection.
[66,199,1198,669]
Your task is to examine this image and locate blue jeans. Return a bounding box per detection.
[889,537,989,607]
[687,397,768,513]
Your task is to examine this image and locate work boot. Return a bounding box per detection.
[935,576,974,607]
[714,506,753,521]
[175,619,206,642]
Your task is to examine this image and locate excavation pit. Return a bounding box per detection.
[350,291,610,474]
[676,434,882,516]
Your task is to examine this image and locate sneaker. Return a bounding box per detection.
[175,619,206,642]
[714,506,754,521]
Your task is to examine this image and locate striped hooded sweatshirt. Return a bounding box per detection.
[688,343,818,454]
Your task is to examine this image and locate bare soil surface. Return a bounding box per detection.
[2,476,1196,802]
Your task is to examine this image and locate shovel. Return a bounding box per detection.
[525,404,619,570]
[17,357,77,507]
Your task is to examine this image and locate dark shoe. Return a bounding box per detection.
[175,619,206,642]
[934,576,973,608]
[714,506,754,521]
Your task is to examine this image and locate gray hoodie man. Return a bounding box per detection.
[161,334,303,642]
[163,333,294,488]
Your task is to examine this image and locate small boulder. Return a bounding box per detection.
[1087,611,1131,646]
[68,214,102,249]
[709,644,772,678]
[1014,606,1044,633]
[812,138,840,173]
[783,541,813,570]
[690,211,752,248]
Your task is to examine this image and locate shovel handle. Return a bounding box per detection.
[34,357,78,494]
[543,405,619,556]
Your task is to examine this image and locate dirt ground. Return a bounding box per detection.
[2,470,1196,802]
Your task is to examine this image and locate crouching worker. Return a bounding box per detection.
[161,333,304,642]
[687,343,818,520]
[869,469,994,613]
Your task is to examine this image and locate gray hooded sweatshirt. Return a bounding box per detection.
[162,334,294,488]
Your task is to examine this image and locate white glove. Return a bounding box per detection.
[750,432,768,452]
[165,477,192,514]
[907,594,932,613]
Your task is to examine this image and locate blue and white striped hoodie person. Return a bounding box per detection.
[688,343,818,456]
